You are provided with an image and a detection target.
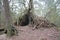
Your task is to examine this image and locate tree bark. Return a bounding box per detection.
[28,0,34,24]
[3,0,15,36]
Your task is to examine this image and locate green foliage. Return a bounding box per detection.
[5,0,60,27]
[44,0,60,27]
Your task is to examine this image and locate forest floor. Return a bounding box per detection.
[0,25,60,40]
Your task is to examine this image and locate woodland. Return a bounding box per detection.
[0,0,60,40]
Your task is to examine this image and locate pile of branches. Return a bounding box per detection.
[31,16,57,29]
[14,13,56,29]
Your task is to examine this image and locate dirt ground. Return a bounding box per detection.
[0,25,60,40]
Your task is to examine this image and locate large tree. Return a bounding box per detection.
[3,0,17,36]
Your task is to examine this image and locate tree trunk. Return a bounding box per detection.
[28,0,34,24]
[3,0,17,36]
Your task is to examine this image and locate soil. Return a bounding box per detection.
[0,25,60,40]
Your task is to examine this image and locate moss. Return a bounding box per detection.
[6,25,18,37]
